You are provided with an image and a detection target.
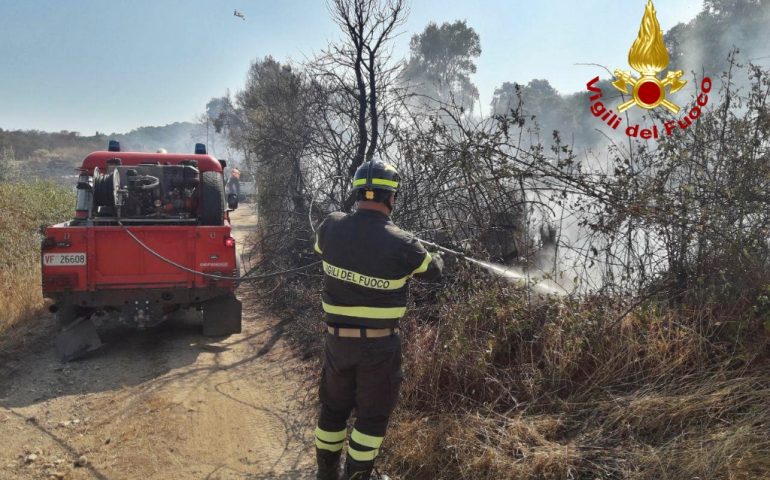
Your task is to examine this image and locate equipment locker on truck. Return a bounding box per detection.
[41,141,243,361]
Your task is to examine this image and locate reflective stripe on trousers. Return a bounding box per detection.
[315,426,346,452]
[347,428,384,461]
[315,333,402,465]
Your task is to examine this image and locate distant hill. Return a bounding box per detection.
[0,121,231,183]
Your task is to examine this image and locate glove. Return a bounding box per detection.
[430,252,444,270]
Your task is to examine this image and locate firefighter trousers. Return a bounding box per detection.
[315,331,403,467]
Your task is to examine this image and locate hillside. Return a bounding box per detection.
[0,122,222,184]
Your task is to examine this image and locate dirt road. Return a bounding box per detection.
[0,207,317,480]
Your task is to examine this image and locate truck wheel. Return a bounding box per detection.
[200,171,225,226]
[54,304,102,362]
[56,304,94,327]
[202,293,242,336]
[56,303,80,328]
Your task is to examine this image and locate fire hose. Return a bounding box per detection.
[119,221,320,282]
[120,222,447,283]
[120,218,567,295]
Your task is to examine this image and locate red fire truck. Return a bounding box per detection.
[41,141,242,360]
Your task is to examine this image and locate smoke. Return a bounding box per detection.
[485,2,770,295]
[668,1,770,87]
[112,121,239,163]
[467,257,569,296]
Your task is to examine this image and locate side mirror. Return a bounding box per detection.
[227,193,239,210]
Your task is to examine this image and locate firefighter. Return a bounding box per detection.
[226,168,241,198]
[313,160,443,480]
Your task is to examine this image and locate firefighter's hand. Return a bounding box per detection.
[431,252,444,270]
[414,252,443,281]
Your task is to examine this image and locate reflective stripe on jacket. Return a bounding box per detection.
[314,209,441,328]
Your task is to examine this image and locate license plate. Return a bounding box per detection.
[43,253,87,266]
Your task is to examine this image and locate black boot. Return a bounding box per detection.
[371,468,391,480]
[316,449,341,480]
[343,459,374,480]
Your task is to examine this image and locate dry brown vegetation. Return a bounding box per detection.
[0,182,71,344]
[222,2,770,477]
[233,57,770,480]
[378,270,770,479]
[252,256,770,479]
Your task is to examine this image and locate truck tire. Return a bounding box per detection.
[202,293,242,336]
[200,171,225,226]
[55,316,102,362]
[56,303,80,328]
[55,303,93,327]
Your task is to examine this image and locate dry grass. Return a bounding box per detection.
[1,267,46,327]
[0,182,71,342]
[248,226,770,479]
[255,262,770,479]
[380,270,770,480]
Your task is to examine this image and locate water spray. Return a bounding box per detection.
[309,193,568,296]
[416,238,569,296]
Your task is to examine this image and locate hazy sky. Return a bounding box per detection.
[0,0,702,134]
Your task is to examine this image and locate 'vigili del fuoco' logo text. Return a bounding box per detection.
[586,0,712,139]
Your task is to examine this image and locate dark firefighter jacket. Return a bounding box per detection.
[314,209,443,329]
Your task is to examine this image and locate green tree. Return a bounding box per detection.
[490,79,562,117]
[233,57,314,267]
[402,20,481,110]
[665,0,770,76]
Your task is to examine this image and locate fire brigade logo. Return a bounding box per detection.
[611,0,686,114]
[586,0,711,140]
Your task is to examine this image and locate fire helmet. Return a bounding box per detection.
[352,160,400,201]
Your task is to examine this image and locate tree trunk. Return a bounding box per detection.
[365,51,378,162]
